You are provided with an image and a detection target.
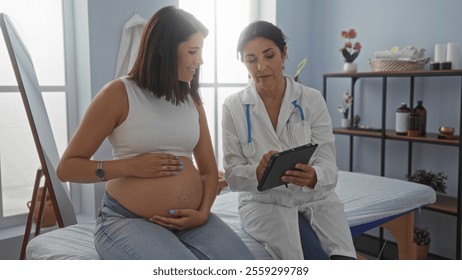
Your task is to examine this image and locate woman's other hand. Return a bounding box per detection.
[149,208,208,230]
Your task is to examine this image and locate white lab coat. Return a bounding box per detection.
[222,76,356,259]
[114,13,147,78]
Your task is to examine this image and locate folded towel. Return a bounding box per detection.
[375,46,426,61]
[374,50,396,60]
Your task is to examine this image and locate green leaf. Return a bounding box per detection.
[293,58,307,82]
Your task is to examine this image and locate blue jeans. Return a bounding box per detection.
[94,192,254,260]
[298,212,330,260]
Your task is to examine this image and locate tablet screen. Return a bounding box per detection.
[257,143,318,191]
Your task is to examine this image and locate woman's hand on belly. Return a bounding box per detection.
[106,156,204,219]
[149,208,208,231]
[129,152,184,178]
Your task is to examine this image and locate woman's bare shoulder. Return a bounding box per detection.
[99,79,127,96]
[89,79,129,123]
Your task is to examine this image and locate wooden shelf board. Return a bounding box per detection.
[387,131,459,146]
[425,194,458,215]
[333,128,381,138]
[324,69,462,78]
[333,128,460,146]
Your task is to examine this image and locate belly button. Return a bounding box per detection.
[181,195,188,201]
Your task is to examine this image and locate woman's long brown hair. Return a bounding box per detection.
[128,6,208,105]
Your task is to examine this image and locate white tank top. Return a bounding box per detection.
[108,77,199,160]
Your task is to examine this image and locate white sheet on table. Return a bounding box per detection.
[26,221,100,260]
[336,171,436,226]
[26,171,436,260]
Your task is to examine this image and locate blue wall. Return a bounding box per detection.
[86,0,176,96]
[277,0,462,258]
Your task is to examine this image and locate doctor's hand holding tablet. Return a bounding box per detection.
[256,143,319,192]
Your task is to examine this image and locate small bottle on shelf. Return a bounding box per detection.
[414,100,427,136]
[395,103,411,135]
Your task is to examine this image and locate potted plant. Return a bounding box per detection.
[405,169,448,194]
[337,90,353,127]
[413,227,431,259]
[339,28,362,73]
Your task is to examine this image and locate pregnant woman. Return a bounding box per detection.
[57,6,253,260]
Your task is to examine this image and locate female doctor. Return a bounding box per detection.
[222,21,356,260]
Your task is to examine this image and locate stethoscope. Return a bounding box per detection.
[243,100,305,158]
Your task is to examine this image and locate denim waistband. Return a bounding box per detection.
[102,192,142,219]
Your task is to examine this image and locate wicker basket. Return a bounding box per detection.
[369,58,430,72]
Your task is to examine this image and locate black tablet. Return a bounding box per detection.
[257,143,318,192]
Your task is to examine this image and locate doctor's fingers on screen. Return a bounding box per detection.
[256,150,278,181]
[261,150,278,165]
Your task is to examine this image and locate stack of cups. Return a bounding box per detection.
[434,43,447,63]
[447,42,460,69]
[432,43,460,70]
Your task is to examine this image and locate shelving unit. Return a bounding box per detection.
[322,69,462,260]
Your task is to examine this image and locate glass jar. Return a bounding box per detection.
[414,100,427,136]
[407,113,420,137]
[395,103,411,135]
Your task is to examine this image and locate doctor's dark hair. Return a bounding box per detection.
[128,6,208,105]
[237,21,288,62]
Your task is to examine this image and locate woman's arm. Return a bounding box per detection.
[307,93,338,189]
[193,103,219,214]
[57,80,180,183]
[57,80,127,183]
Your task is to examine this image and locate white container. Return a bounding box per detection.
[435,43,447,63]
[341,118,350,128]
[447,42,460,69]
[395,103,411,135]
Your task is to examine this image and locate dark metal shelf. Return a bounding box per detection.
[324,70,462,259]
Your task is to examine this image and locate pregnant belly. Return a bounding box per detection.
[106,157,203,218]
